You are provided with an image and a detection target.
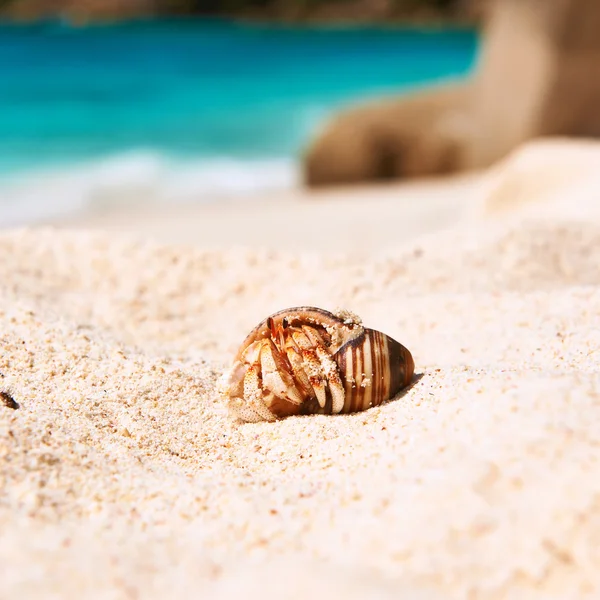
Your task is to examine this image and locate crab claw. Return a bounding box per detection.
[242,363,277,422]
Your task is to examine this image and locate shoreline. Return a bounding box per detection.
[50,172,486,253]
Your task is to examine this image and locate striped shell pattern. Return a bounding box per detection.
[223,306,415,422]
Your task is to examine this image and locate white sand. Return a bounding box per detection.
[2,138,600,599]
[55,172,486,253]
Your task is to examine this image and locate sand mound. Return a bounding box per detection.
[481,138,600,217]
[2,217,600,598]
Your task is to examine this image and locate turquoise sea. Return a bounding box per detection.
[0,18,479,224]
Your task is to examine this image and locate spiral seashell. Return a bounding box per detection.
[222,306,415,422]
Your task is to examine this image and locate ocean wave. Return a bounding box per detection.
[0,151,300,227]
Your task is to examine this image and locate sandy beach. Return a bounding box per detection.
[2,138,600,599]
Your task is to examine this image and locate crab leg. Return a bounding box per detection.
[290,327,328,408]
[301,326,345,414]
[314,346,345,414]
[284,336,315,400]
[260,339,303,406]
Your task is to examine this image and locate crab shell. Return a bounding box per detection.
[223,306,415,422]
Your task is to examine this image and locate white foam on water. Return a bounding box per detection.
[0,151,301,228]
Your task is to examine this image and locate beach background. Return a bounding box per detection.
[0,18,477,226]
[3,3,600,599]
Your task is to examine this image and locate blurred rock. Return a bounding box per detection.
[303,82,473,186]
[466,0,600,169]
[304,0,600,187]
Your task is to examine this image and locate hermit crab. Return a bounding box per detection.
[221,306,414,422]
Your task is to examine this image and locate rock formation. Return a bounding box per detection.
[303,82,473,186]
[304,0,600,186]
[466,0,600,169]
